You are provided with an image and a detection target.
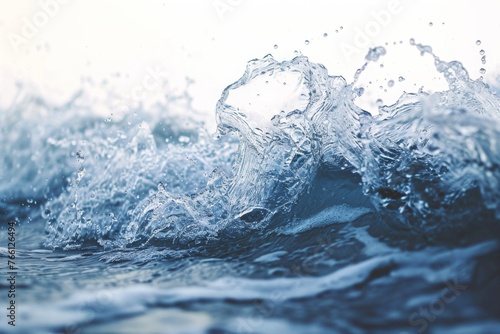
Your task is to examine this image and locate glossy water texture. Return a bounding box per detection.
[1,45,499,333]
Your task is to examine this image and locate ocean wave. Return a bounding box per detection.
[1,43,499,250]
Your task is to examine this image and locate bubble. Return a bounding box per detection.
[44,209,51,217]
[429,22,433,26]
[388,80,394,87]
[376,99,383,106]
[323,33,328,37]
[398,76,405,82]
[476,40,481,46]
[273,44,278,49]
[340,26,343,30]
[304,40,310,45]
[480,49,485,55]
[481,56,486,64]
[480,68,486,74]
[409,38,415,45]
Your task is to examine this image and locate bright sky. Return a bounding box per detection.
[0,0,499,125]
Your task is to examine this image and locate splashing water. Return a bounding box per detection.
[36,44,500,249]
[1,42,499,333]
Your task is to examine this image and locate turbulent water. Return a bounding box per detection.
[1,43,499,333]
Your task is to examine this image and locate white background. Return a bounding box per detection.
[0,0,499,125]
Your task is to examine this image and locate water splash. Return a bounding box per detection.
[3,43,498,250]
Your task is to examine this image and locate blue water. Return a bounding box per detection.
[1,43,499,333]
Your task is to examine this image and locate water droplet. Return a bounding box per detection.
[387,80,394,87]
[354,87,365,97]
[476,40,481,46]
[481,56,486,64]
[398,76,405,82]
[479,49,485,55]
[76,151,85,163]
[429,22,433,26]
[304,40,310,45]
[480,68,486,74]
[376,99,383,106]
[178,135,190,143]
[380,64,384,68]
[409,38,415,45]
[335,29,339,33]
[157,182,166,192]
[273,44,278,49]
[365,46,386,62]
[340,26,343,30]
[323,33,328,37]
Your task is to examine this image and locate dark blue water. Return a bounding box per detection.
[1,44,499,333]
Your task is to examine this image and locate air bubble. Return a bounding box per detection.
[476,40,481,46]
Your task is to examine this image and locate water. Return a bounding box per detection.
[1,43,499,333]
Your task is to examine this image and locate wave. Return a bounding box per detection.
[2,42,499,250]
